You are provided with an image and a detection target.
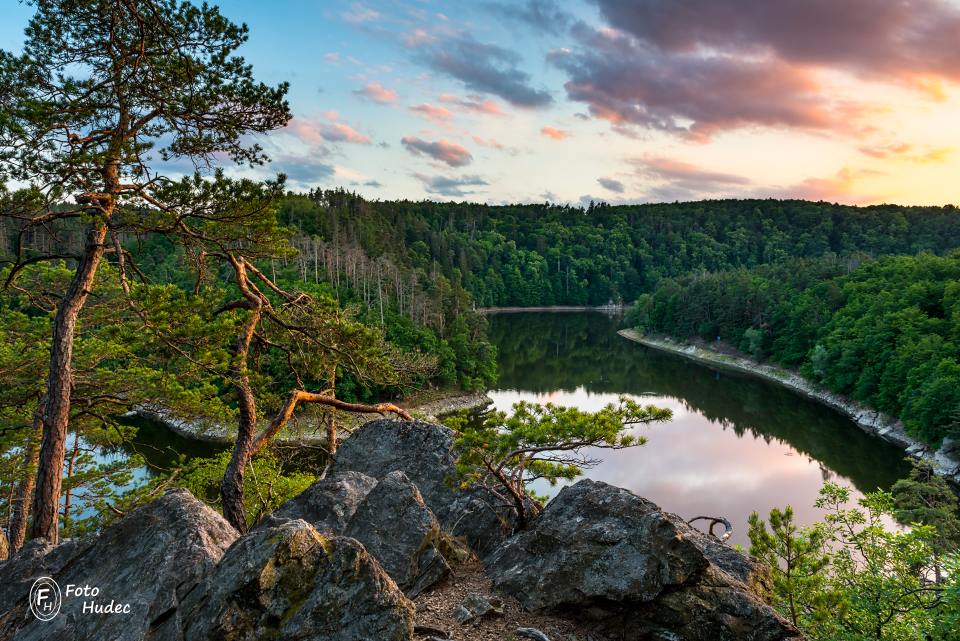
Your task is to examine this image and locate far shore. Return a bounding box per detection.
[477,305,625,314]
[618,328,960,484]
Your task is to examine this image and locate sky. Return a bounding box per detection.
[3,0,960,206]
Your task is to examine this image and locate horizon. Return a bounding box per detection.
[3,0,960,207]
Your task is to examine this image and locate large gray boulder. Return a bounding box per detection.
[181,519,414,641]
[328,419,518,553]
[0,489,238,641]
[485,479,801,641]
[268,470,378,533]
[345,471,450,597]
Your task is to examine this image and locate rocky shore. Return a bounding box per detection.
[128,391,492,446]
[619,329,960,484]
[0,419,801,641]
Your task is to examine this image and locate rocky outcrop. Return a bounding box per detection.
[270,468,452,597]
[327,418,519,553]
[268,470,378,533]
[345,471,451,597]
[181,519,414,641]
[486,479,801,641]
[0,489,239,641]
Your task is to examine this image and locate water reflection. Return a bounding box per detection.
[487,312,911,547]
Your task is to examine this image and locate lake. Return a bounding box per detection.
[485,311,911,547]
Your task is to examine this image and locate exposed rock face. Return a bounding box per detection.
[0,489,238,641]
[485,479,801,641]
[345,471,451,597]
[328,419,518,553]
[268,470,378,533]
[181,519,414,641]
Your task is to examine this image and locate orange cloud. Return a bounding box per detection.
[541,126,571,140]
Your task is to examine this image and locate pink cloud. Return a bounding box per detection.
[541,126,572,140]
[409,103,454,122]
[439,94,505,116]
[401,136,473,167]
[287,117,371,146]
[353,82,398,104]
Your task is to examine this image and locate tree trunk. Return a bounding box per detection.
[8,401,44,553]
[220,255,262,533]
[31,221,108,543]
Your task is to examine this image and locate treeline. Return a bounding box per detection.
[270,193,959,306]
[628,253,960,444]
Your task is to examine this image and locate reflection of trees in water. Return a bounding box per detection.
[489,313,911,493]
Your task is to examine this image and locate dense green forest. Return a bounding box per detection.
[628,253,960,444]
[270,193,958,306]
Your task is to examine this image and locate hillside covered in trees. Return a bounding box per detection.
[267,194,958,307]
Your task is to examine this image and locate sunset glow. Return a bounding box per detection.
[3,0,955,205]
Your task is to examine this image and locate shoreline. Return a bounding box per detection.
[129,390,492,447]
[618,328,960,484]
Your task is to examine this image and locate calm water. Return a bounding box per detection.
[486,311,911,547]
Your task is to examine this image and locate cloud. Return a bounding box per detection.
[592,0,960,86]
[631,156,752,200]
[409,103,454,122]
[773,167,880,204]
[324,52,340,64]
[353,81,398,104]
[858,143,953,164]
[401,136,473,167]
[597,177,625,193]
[410,33,552,107]
[541,126,571,140]
[439,94,505,116]
[287,117,371,145]
[271,156,336,187]
[341,3,380,25]
[487,0,573,35]
[414,173,488,197]
[550,28,849,141]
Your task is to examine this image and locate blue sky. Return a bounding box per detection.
[3,1,960,205]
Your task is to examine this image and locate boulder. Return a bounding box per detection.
[268,470,378,533]
[181,519,414,641]
[0,489,238,641]
[485,479,801,641]
[328,419,518,553]
[345,471,451,597]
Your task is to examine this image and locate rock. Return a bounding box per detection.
[328,419,519,553]
[346,471,451,597]
[268,470,378,533]
[182,519,414,641]
[0,488,238,641]
[452,592,503,624]
[328,419,461,515]
[485,479,801,641]
[515,628,551,641]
